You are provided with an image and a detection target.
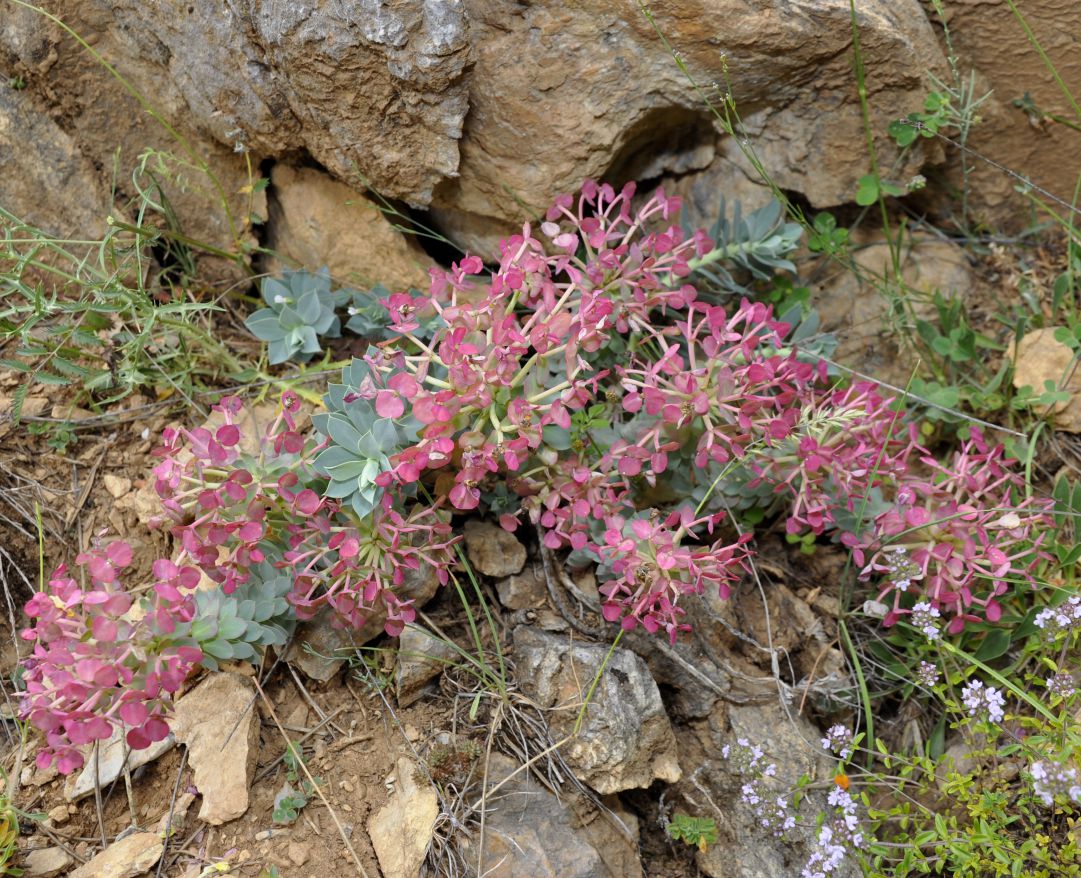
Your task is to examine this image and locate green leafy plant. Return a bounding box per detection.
[0,208,242,421]
[244,268,343,364]
[26,419,77,454]
[668,813,719,852]
[272,743,319,824]
[806,212,850,256]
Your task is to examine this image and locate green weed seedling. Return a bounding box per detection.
[272,743,320,825]
[668,813,719,853]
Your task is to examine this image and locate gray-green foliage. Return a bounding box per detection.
[342,284,394,338]
[343,285,444,340]
[311,357,418,519]
[245,268,343,364]
[187,569,295,671]
[689,197,802,294]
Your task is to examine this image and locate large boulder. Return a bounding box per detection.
[2,0,947,255]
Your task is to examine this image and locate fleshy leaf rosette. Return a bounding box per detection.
[311,357,417,519]
[244,268,342,365]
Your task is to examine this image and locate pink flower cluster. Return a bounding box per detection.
[594,509,752,642]
[20,541,202,773]
[852,430,1053,632]
[152,393,458,635]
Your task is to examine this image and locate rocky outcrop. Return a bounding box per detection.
[460,753,643,878]
[266,164,431,292]
[513,627,681,794]
[1,0,949,264]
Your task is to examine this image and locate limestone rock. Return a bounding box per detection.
[436,0,944,232]
[495,566,547,611]
[23,847,73,878]
[70,833,163,878]
[812,233,972,384]
[65,726,174,802]
[653,150,776,233]
[171,673,259,825]
[396,625,456,707]
[91,0,471,205]
[463,520,526,578]
[4,0,946,254]
[0,89,114,240]
[288,564,440,681]
[1009,328,1081,432]
[266,165,431,292]
[368,757,439,878]
[513,627,681,793]
[102,474,132,499]
[287,841,310,867]
[695,703,839,878]
[1,1,260,275]
[461,753,642,878]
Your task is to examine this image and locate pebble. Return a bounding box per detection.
[287,842,311,866]
[341,780,354,793]
[24,847,73,877]
[46,805,69,824]
[102,474,132,498]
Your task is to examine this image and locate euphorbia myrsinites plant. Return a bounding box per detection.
[20,180,1053,771]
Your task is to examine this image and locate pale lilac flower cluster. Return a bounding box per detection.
[721,737,776,777]
[960,680,1006,723]
[881,546,918,592]
[1030,760,1081,806]
[1046,673,1076,700]
[820,724,853,760]
[740,783,797,836]
[800,787,866,878]
[916,660,940,688]
[722,738,795,835]
[1034,596,1081,635]
[910,601,941,641]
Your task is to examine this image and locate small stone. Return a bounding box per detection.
[70,832,163,878]
[396,625,456,707]
[458,754,643,878]
[254,830,273,842]
[46,805,69,824]
[288,842,311,866]
[171,673,259,825]
[495,567,546,610]
[23,847,74,877]
[1010,328,1081,432]
[341,780,354,793]
[101,474,132,499]
[50,403,95,421]
[288,564,438,681]
[463,520,526,577]
[66,726,174,801]
[369,758,438,878]
[155,792,196,834]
